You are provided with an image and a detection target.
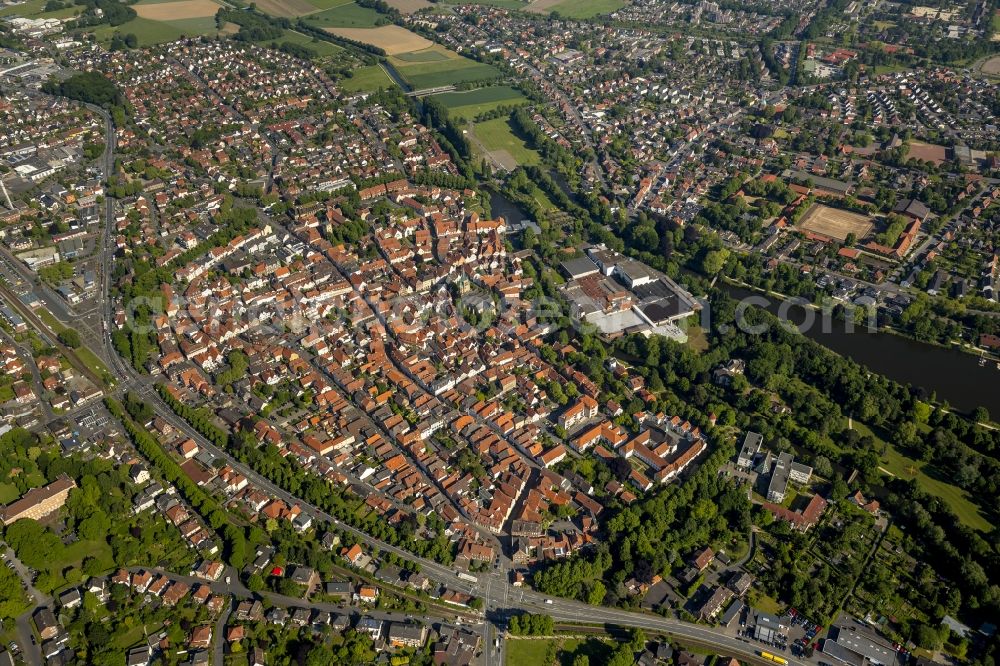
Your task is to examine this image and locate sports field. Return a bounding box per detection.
[327,25,433,53]
[436,85,526,120]
[906,141,948,165]
[798,204,873,242]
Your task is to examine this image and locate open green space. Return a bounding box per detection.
[505,637,615,666]
[394,48,451,62]
[547,0,624,18]
[74,345,112,381]
[436,85,527,120]
[473,116,541,166]
[340,64,395,91]
[304,1,382,27]
[34,307,62,332]
[32,307,112,381]
[442,0,526,7]
[0,482,19,505]
[306,0,353,8]
[0,0,79,17]
[504,638,553,665]
[393,57,501,90]
[266,28,346,57]
[751,592,784,614]
[86,16,220,46]
[850,421,991,531]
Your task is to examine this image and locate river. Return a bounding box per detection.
[721,285,1000,416]
[490,190,529,224]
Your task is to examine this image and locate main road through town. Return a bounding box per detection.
[76,95,819,666]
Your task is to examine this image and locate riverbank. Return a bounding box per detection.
[721,276,1000,362]
[718,278,1000,417]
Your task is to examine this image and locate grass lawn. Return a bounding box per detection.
[394,57,501,89]
[505,637,555,664]
[683,321,709,353]
[436,85,526,121]
[753,593,783,614]
[304,2,382,27]
[546,0,624,18]
[340,64,396,91]
[0,0,46,16]
[32,307,112,382]
[86,16,219,45]
[34,307,63,332]
[60,538,114,571]
[850,421,991,531]
[506,637,615,666]
[473,117,541,166]
[873,63,908,75]
[74,345,112,382]
[0,482,19,505]
[113,623,153,651]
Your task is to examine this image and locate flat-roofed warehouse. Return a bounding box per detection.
[823,625,896,666]
[560,255,600,280]
[633,277,702,325]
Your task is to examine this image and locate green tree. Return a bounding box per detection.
[701,248,730,275]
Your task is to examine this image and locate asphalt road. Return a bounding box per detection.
[60,84,826,666]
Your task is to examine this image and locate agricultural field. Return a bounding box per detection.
[307,1,385,27]
[273,28,345,56]
[442,0,527,7]
[385,0,432,12]
[86,0,229,47]
[798,203,874,242]
[392,53,501,89]
[134,0,219,21]
[339,63,395,91]
[326,24,432,53]
[0,0,81,18]
[394,46,451,62]
[436,85,527,121]
[253,0,323,16]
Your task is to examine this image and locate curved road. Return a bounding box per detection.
[66,83,819,666]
